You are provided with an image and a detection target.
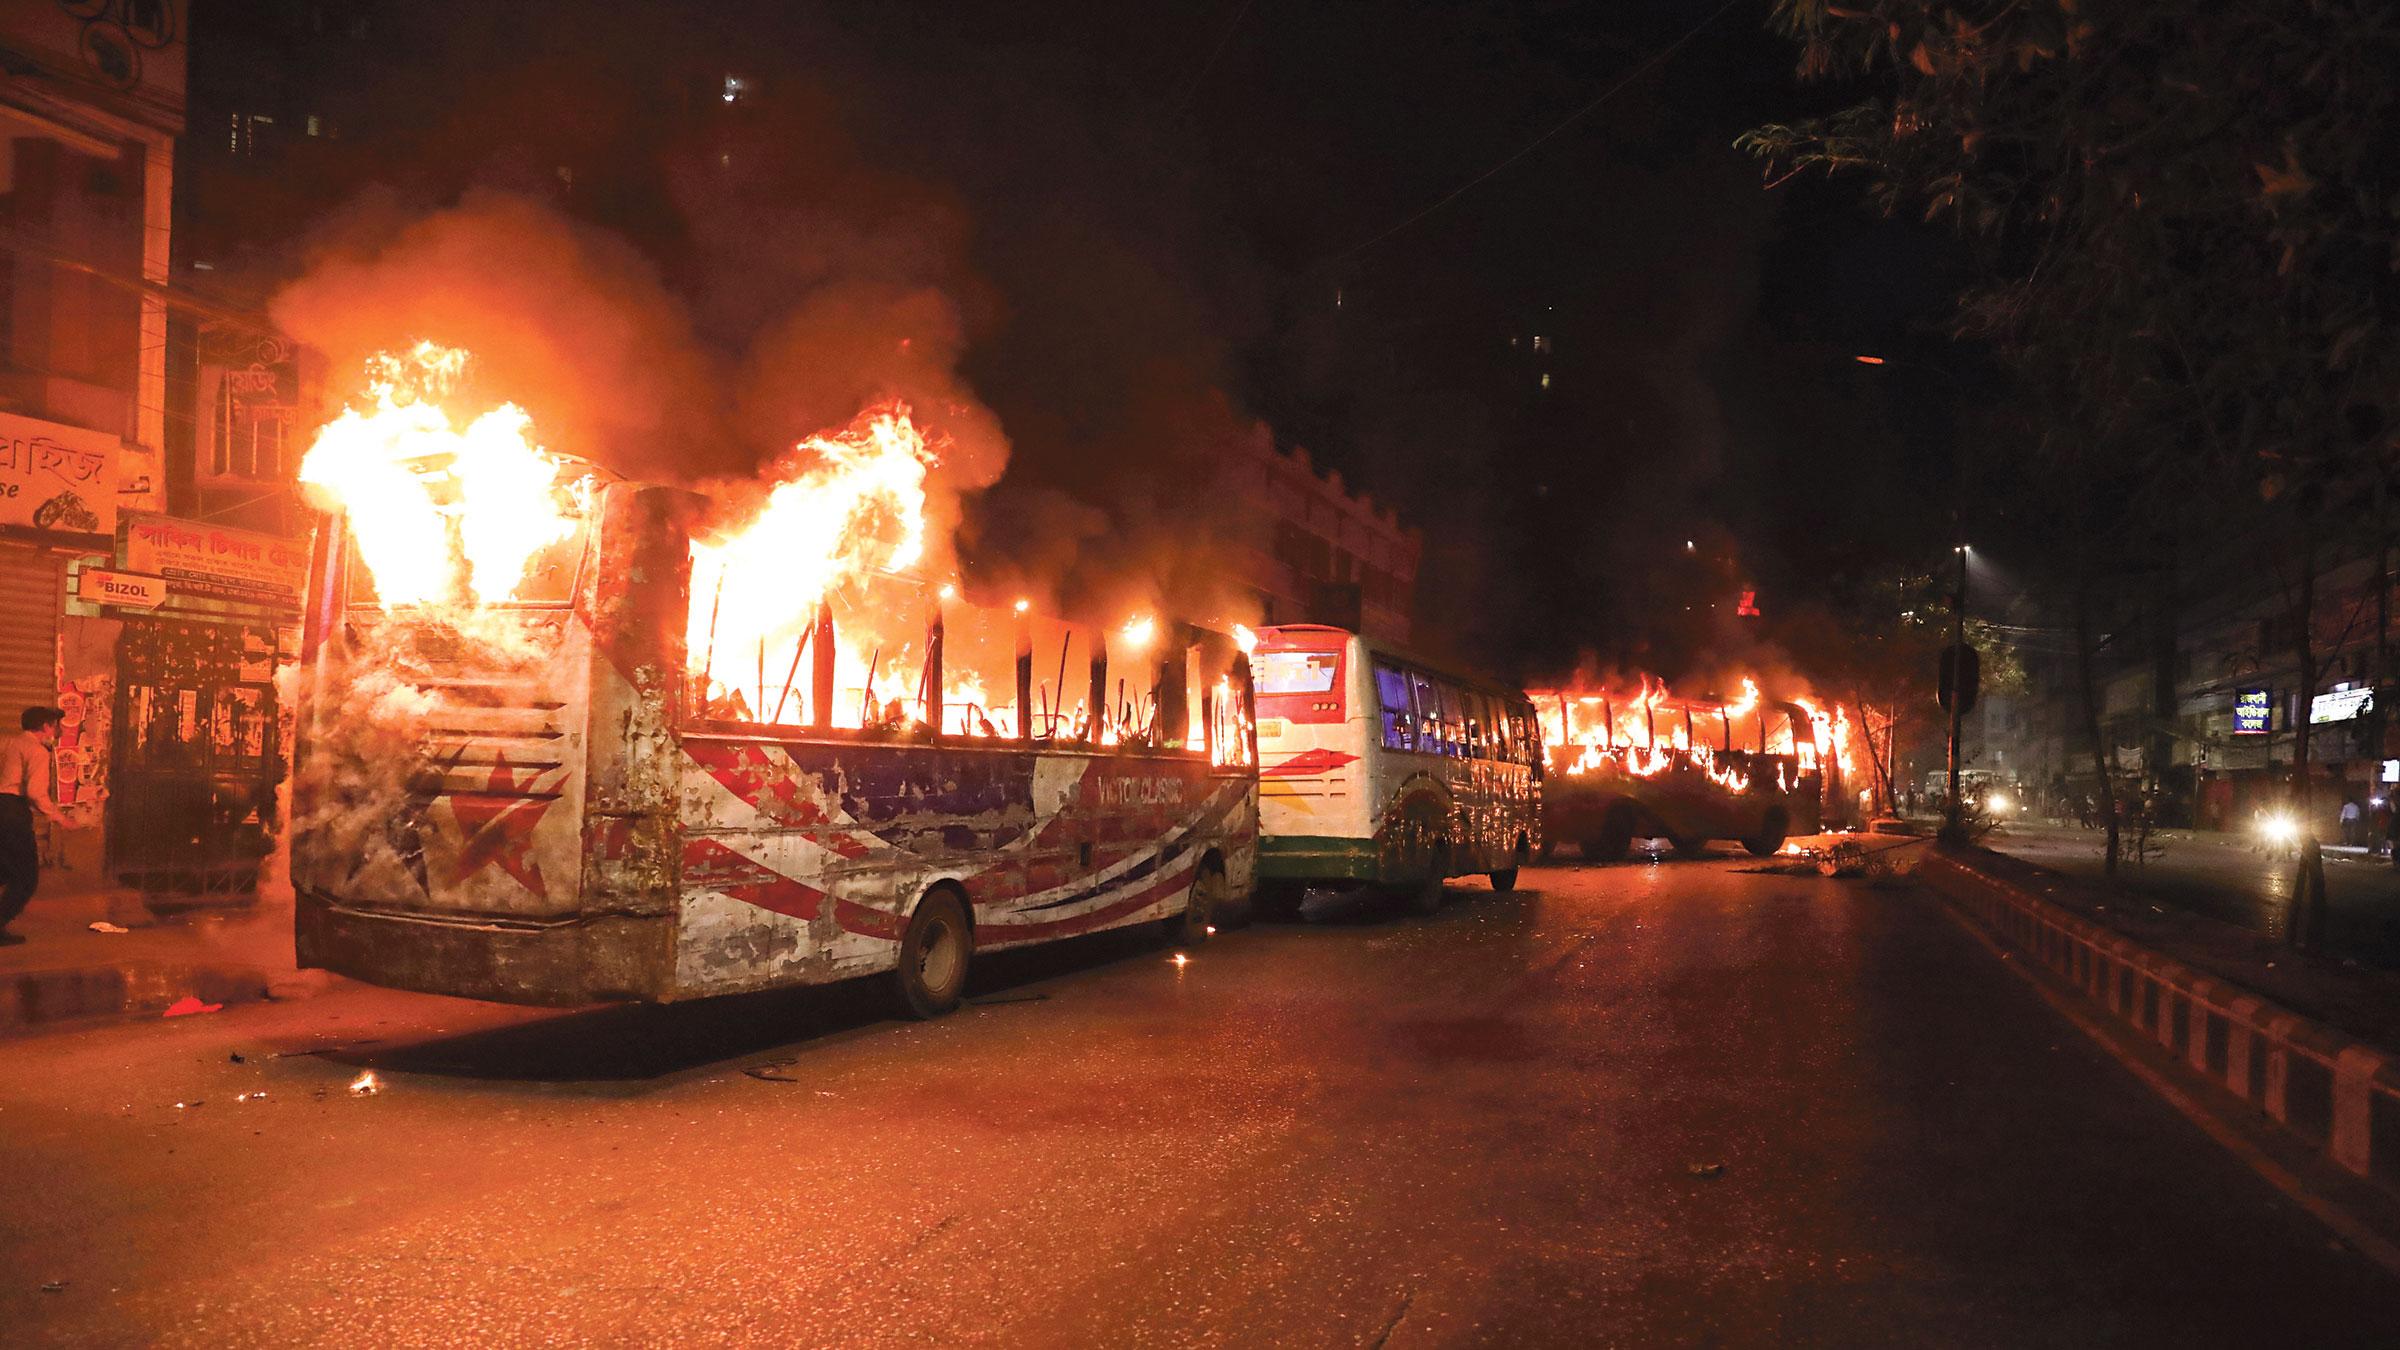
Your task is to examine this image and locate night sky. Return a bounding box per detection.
[192,0,1972,680]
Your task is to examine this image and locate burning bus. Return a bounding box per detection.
[1530,679,1855,861]
[289,346,1257,1017]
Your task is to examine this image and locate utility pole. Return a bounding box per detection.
[1946,543,1969,839]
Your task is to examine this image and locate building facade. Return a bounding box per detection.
[0,3,185,889]
[1985,551,2399,837]
[1213,427,1422,645]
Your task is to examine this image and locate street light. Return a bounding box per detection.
[1946,541,1970,840]
[1858,353,1973,837]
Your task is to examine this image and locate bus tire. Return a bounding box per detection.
[1253,881,1304,922]
[1170,858,1225,947]
[893,888,972,1019]
[1584,808,1634,862]
[1742,808,1790,858]
[1489,835,1530,892]
[1409,844,1449,915]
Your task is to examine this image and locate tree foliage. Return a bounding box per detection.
[1745,0,2400,871]
[1743,0,2400,505]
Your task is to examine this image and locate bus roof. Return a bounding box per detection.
[1258,624,1530,707]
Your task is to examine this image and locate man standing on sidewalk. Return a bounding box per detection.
[0,706,73,945]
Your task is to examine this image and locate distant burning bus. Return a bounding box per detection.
[1253,625,1541,912]
[291,349,1256,1016]
[1530,680,1851,860]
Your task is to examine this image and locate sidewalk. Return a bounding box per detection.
[1946,842,2400,1053]
[0,884,332,1036]
[1986,819,2400,973]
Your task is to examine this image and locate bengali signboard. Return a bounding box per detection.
[0,411,118,538]
[2233,688,2272,735]
[2310,686,2375,725]
[122,513,308,609]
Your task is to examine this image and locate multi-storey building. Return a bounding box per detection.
[0,2,187,889]
[1988,550,2397,836]
[1213,427,1421,645]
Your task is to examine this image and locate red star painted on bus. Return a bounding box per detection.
[448,751,557,899]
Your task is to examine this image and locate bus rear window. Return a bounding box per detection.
[1257,647,1345,723]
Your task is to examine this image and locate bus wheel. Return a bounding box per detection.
[1584,809,1634,862]
[1170,860,1225,947]
[1253,881,1304,922]
[1409,844,1449,915]
[1489,836,1530,892]
[893,888,972,1019]
[1742,809,1790,858]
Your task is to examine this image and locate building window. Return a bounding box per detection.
[212,373,291,483]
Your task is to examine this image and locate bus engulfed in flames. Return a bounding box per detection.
[290,344,1259,1010]
[1524,676,1861,860]
[295,344,1252,761]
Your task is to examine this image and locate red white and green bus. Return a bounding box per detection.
[292,478,1259,1018]
[1251,624,1541,913]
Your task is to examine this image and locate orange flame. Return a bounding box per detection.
[299,342,584,609]
[1532,673,1859,798]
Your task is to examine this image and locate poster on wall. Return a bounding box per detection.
[0,411,118,538]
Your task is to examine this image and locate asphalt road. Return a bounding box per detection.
[1989,820,2400,968]
[5,855,2398,1347]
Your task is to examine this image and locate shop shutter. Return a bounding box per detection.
[0,544,64,717]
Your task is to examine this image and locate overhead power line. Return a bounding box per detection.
[1328,0,1748,266]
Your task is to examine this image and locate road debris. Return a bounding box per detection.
[87,921,128,934]
[347,1071,382,1096]
[40,1280,66,1293]
[742,1064,802,1083]
[162,997,223,1017]
[1687,1162,1726,1179]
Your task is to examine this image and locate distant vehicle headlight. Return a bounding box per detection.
[2259,812,2299,845]
[1987,793,2012,814]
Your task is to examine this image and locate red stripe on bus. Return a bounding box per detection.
[682,838,827,921]
[1260,747,1359,778]
[976,860,1197,947]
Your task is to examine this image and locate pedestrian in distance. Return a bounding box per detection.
[2341,797,2363,848]
[0,706,75,945]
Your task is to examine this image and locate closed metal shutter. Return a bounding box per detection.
[0,543,64,718]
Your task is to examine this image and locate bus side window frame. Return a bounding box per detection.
[1374,660,1418,753]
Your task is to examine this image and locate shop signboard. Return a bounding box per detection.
[0,411,117,537]
[2233,687,2272,735]
[75,569,165,610]
[121,513,308,609]
[2310,686,2375,726]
